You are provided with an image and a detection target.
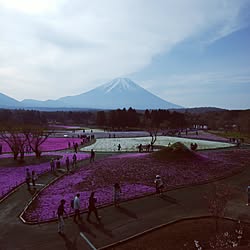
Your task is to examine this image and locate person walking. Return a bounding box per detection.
[117,144,121,151]
[73,193,81,223]
[72,154,77,169]
[87,192,101,222]
[56,158,61,169]
[57,199,67,235]
[25,168,31,190]
[138,144,142,153]
[154,175,164,196]
[114,183,122,207]
[31,170,37,188]
[50,159,55,173]
[90,149,95,163]
[246,185,250,206]
[66,156,70,173]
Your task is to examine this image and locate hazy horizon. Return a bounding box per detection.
[0,0,250,109]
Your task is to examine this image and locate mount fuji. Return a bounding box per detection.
[57,78,182,109]
[0,78,182,110]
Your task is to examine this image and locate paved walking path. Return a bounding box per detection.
[0,148,250,250]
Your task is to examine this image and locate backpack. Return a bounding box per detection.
[71,199,74,209]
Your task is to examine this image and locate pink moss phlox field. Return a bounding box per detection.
[24,180,154,222]
[0,152,89,200]
[40,138,83,151]
[0,140,11,154]
[0,137,83,153]
[22,149,250,222]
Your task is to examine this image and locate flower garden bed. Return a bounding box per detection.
[22,148,250,223]
[0,137,83,153]
[82,136,234,152]
[0,152,90,200]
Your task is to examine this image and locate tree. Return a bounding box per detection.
[0,126,27,160]
[24,127,51,158]
[96,111,107,127]
[127,107,140,128]
[144,110,160,146]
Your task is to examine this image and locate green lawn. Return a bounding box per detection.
[209,130,250,143]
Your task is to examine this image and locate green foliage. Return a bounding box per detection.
[152,142,197,161]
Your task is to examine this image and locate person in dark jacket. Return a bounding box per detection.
[87,192,101,222]
[57,199,67,234]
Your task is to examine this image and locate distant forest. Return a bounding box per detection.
[0,108,249,132]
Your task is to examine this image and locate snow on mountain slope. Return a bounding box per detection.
[99,78,138,93]
[58,78,182,109]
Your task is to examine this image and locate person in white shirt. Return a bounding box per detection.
[154,175,164,196]
[73,193,81,223]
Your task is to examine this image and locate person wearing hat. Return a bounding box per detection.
[154,175,164,196]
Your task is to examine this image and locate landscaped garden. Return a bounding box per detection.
[0,137,83,153]
[82,136,234,152]
[1,128,250,250]
[0,151,90,200]
[22,142,250,223]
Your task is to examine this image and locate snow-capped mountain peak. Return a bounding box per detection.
[99,78,138,93]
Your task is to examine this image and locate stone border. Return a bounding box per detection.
[19,171,68,224]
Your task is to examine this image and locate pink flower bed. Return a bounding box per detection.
[40,138,83,151]
[22,149,250,222]
[0,152,90,200]
[0,141,11,154]
[0,137,83,153]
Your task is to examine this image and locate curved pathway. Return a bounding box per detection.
[0,148,250,250]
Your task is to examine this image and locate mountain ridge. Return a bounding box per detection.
[57,78,182,109]
[0,78,182,110]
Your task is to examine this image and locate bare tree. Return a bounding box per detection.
[0,125,51,159]
[148,127,158,146]
[24,127,51,158]
[0,127,27,160]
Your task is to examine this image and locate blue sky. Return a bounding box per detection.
[0,0,250,109]
[131,25,250,109]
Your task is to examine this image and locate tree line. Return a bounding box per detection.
[1,108,249,161]
[0,107,249,132]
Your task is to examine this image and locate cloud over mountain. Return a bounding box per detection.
[0,0,248,102]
